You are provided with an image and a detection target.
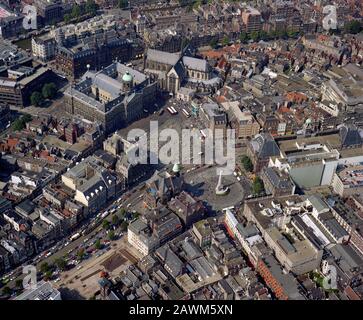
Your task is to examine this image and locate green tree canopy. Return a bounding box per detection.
[95,239,102,250]
[250,31,260,42]
[344,20,362,34]
[77,248,85,260]
[30,91,44,106]
[118,0,128,9]
[71,5,82,19]
[12,118,25,131]
[85,0,98,16]
[12,113,32,131]
[15,279,23,289]
[112,215,119,226]
[44,271,53,281]
[241,155,253,172]
[120,221,128,231]
[118,208,126,219]
[2,286,11,296]
[240,32,249,43]
[54,257,67,271]
[40,262,50,274]
[252,177,265,196]
[210,38,218,49]
[222,36,230,46]
[102,220,110,230]
[64,13,71,24]
[42,83,57,99]
[108,231,116,241]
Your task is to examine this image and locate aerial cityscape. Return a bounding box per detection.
[0,0,363,303]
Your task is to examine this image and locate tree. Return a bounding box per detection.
[64,13,71,24]
[2,286,11,296]
[71,5,81,19]
[193,0,203,9]
[94,239,102,250]
[287,29,298,38]
[131,212,140,220]
[15,279,23,289]
[12,118,25,131]
[210,39,218,49]
[241,155,253,172]
[42,83,57,99]
[12,114,32,131]
[54,257,67,271]
[44,271,53,281]
[268,30,278,40]
[118,208,126,219]
[239,32,249,43]
[344,20,362,34]
[112,215,119,226]
[40,262,49,274]
[108,231,116,241]
[222,36,230,46]
[252,177,265,196]
[102,220,110,230]
[250,31,260,42]
[22,114,32,122]
[259,30,269,41]
[85,0,98,16]
[277,30,288,39]
[77,248,85,260]
[120,221,128,231]
[30,91,44,106]
[118,0,128,9]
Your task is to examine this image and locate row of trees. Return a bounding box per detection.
[30,83,57,107]
[210,29,301,48]
[64,0,98,23]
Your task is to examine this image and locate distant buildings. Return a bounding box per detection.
[53,22,141,80]
[33,0,64,26]
[241,6,262,33]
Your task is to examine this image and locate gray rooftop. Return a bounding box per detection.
[147,48,180,66]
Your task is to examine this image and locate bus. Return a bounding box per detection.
[167,107,177,115]
[69,233,81,242]
[182,108,190,118]
[200,130,207,140]
[170,106,178,114]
